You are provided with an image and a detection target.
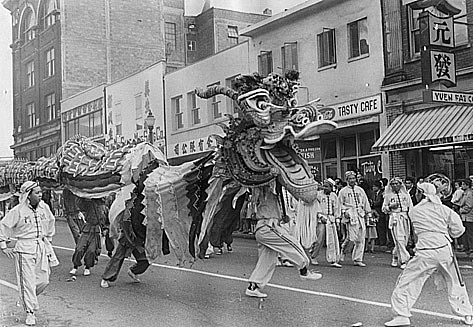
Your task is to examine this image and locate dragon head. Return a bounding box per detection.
[196,71,337,203]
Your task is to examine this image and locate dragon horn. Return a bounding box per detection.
[195,85,238,100]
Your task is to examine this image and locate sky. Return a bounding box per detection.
[0,0,308,159]
[0,8,13,158]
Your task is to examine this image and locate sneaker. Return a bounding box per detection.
[245,288,268,298]
[83,268,91,276]
[214,247,223,255]
[391,258,398,267]
[464,315,473,325]
[127,269,141,283]
[384,315,410,326]
[310,258,319,266]
[25,312,36,326]
[282,260,294,267]
[205,246,214,256]
[400,263,407,270]
[330,262,342,268]
[69,268,77,275]
[354,261,367,267]
[227,245,233,252]
[100,279,109,288]
[300,270,323,281]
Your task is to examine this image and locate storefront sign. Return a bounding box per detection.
[322,94,382,122]
[294,141,321,162]
[429,15,454,48]
[168,135,218,158]
[430,50,456,86]
[424,90,473,105]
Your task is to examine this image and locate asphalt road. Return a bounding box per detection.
[1,220,473,327]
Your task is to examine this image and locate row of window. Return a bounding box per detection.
[20,0,57,43]
[25,47,55,89]
[171,77,238,131]
[23,143,59,161]
[24,93,57,129]
[63,111,103,141]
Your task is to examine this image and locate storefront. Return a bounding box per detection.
[296,94,383,184]
[372,103,473,181]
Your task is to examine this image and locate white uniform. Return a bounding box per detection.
[311,190,341,264]
[391,198,473,318]
[338,185,371,263]
[0,200,57,313]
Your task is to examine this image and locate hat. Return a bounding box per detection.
[19,181,39,205]
[345,171,356,179]
[323,178,335,187]
[417,182,442,205]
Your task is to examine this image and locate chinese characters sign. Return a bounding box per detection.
[429,15,454,48]
[430,50,456,86]
[169,135,218,158]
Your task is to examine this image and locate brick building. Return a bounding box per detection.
[2,0,182,160]
[374,0,473,181]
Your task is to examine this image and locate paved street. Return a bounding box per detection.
[1,220,473,327]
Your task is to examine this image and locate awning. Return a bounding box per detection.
[372,105,473,152]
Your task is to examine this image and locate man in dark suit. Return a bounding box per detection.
[405,177,418,206]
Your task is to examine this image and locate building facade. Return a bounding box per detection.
[241,0,386,182]
[3,0,179,160]
[375,0,473,181]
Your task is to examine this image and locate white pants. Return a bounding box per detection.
[249,219,309,288]
[390,213,411,265]
[15,248,50,313]
[391,245,473,318]
[341,216,366,263]
[311,222,340,263]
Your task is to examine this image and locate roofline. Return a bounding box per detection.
[240,0,342,37]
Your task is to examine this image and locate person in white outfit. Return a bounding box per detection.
[383,177,413,269]
[246,182,322,298]
[338,171,372,267]
[0,181,59,326]
[385,181,473,327]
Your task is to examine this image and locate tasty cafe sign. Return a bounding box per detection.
[318,94,382,122]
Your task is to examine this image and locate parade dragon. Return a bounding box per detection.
[0,70,338,267]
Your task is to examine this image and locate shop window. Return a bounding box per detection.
[348,18,369,59]
[317,29,336,68]
[359,130,376,155]
[281,42,298,72]
[323,138,337,159]
[342,135,357,157]
[258,51,273,76]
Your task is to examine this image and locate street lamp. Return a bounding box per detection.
[144,110,156,144]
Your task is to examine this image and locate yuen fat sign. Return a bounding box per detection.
[423,89,473,105]
[319,94,382,122]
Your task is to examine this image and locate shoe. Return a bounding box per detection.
[69,268,77,275]
[227,245,233,252]
[310,258,319,266]
[330,262,342,268]
[354,261,366,267]
[245,288,268,298]
[464,315,473,325]
[384,315,410,326]
[127,269,141,283]
[204,254,210,259]
[300,270,323,281]
[205,245,214,256]
[340,253,345,262]
[400,263,407,270]
[107,251,113,258]
[214,247,223,255]
[282,260,294,267]
[25,312,36,326]
[100,279,109,288]
[83,268,91,276]
[391,258,398,267]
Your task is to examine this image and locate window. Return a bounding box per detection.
[43,0,56,29]
[317,29,336,67]
[165,22,177,51]
[26,102,37,128]
[342,135,357,157]
[46,93,56,121]
[208,83,222,120]
[23,9,35,42]
[281,42,298,72]
[135,95,142,120]
[45,48,55,78]
[323,139,337,160]
[188,91,200,125]
[258,51,273,76]
[359,131,376,155]
[228,26,239,45]
[451,0,468,46]
[172,96,183,130]
[408,7,421,57]
[348,18,369,59]
[225,76,239,114]
[26,60,34,88]
[187,40,196,52]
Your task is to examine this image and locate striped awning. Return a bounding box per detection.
[372,105,473,152]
